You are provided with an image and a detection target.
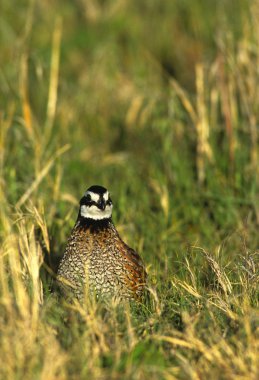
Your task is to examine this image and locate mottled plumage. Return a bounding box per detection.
[57,186,146,301]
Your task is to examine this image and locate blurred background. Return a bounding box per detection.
[0,1,259,379]
[1,0,258,255]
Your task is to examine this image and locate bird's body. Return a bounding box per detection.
[57,186,146,301]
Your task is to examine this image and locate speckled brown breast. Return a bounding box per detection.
[57,219,146,301]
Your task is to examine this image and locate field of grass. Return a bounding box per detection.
[0,0,258,379]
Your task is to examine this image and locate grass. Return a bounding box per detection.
[0,0,258,379]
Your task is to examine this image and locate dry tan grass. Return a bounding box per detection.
[0,1,259,379]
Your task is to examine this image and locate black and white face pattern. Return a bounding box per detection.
[80,185,113,220]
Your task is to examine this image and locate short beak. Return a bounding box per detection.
[98,199,106,211]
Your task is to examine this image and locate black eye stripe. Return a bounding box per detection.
[80,195,95,206]
[80,194,112,207]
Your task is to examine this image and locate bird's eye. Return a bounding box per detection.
[85,194,91,202]
[107,198,112,205]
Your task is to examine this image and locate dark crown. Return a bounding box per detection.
[86,185,107,194]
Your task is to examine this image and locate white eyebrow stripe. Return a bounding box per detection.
[84,190,109,202]
[84,191,99,202]
[103,191,109,201]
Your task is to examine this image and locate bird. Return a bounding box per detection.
[57,185,147,302]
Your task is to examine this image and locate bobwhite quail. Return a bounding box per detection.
[57,185,146,301]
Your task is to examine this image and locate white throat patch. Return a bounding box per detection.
[80,204,113,220]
